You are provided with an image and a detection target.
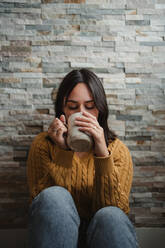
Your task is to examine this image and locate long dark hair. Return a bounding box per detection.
[55,69,117,145]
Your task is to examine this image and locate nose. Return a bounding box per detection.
[79,104,85,112]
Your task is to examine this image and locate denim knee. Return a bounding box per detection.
[30,186,79,219]
[87,207,138,248]
[93,206,129,226]
[28,187,80,248]
[87,206,136,240]
[35,186,73,205]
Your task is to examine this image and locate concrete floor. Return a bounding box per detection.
[0,228,165,248]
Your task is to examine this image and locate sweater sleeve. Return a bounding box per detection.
[27,134,55,202]
[27,133,73,202]
[92,139,133,215]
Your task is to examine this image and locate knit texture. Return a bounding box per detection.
[27,132,133,219]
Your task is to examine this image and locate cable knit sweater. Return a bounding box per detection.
[27,132,133,220]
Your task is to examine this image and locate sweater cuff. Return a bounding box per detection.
[94,153,114,175]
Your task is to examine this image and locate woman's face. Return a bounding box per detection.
[63,83,99,121]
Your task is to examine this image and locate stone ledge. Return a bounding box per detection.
[0,228,165,248]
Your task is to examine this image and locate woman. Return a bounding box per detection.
[27,69,138,248]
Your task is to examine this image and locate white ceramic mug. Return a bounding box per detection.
[67,112,93,152]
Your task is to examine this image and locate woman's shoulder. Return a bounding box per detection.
[108,138,130,155]
[30,132,53,149]
[32,131,48,143]
[108,138,132,167]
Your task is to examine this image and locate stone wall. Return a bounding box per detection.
[0,0,165,228]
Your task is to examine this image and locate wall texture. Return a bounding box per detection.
[0,0,165,228]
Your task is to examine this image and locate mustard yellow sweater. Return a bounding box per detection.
[27,132,133,220]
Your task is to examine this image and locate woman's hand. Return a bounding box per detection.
[75,111,109,157]
[48,115,68,150]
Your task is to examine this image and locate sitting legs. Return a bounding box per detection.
[28,188,138,248]
[28,186,80,248]
[87,206,138,248]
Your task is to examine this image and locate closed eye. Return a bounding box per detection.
[85,105,95,109]
[68,105,78,110]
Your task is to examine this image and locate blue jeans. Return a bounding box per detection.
[28,186,138,248]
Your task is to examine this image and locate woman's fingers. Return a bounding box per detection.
[75,112,99,128]
[48,117,68,149]
[49,118,56,129]
[74,111,101,140]
[75,120,98,129]
[81,110,97,120]
[74,111,105,145]
[60,114,66,125]
[49,117,65,130]
[78,124,101,133]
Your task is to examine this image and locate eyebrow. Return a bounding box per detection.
[66,100,94,103]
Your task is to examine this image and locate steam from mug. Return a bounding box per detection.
[67,112,93,152]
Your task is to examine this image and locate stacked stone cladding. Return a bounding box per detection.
[0,0,165,228]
